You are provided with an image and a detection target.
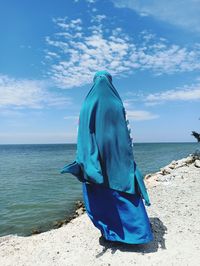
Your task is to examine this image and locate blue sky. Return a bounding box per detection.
[0,0,200,144]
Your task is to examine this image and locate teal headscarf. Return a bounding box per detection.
[60,70,151,206]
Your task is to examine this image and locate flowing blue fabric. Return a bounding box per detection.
[82,182,153,244]
[60,70,153,244]
[60,70,151,206]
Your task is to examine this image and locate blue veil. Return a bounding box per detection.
[60,70,150,206]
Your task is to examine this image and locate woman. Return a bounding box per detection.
[60,70,153,244]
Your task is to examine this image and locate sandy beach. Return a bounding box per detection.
[0,154,200,266]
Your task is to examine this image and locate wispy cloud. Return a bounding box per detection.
[126,109,159,121]
[145,82,200,105]
[44,14,200,89]
[74,0,98,3]
[0,74,72,109]
[123,98,159,120]
[123,79,200,106]
[64,115,79,120]
[123,93,145,107]
[112,0,200,33]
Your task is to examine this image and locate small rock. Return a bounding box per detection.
[144,174,152,179]
[53,220,65,228]
[31,229,41,235]
[168,164,176,169]
[185,156,195,164]
[154,174,163,181]
[156,174,174,182]
[157,171,163,175]
[176,162,187,169]
[160,167,171,175]
[194,159,200,168]
[75,207,84,216]
[75,200,84,209]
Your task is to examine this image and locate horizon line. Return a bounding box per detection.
[0,141,198,145]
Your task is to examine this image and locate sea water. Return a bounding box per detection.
[0,142,199,236]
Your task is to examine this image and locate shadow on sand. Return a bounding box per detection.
[96,217,167,257]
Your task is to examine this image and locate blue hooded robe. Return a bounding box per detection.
[60,70,151,206]
[60,70,153,244]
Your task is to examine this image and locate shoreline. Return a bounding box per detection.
[33,151,200,236]
[32,150,200,236]
[0,152,200,265]
[144,150,200,185]
[4,149,200,238]
[30,200,86,236]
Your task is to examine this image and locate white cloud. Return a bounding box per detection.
[86,0,97,3]
[123,98,159,120]
[64,115,79,120]
[123,95,145,107]
[44,15,200,89]
[0,74,72,109]
[73,0,98,3]
[112,0,200,33]
[126,109,159,121]
[123,80,200,106]
[145,83,200,105]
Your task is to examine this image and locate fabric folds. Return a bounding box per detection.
[60,70,151,206]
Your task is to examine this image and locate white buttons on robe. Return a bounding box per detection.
[124,110,134,148]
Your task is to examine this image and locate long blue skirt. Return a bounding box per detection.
[82,182,153,244]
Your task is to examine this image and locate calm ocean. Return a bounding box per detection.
[0,142,199,237]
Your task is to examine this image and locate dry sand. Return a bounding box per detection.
[0,155,200,266]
